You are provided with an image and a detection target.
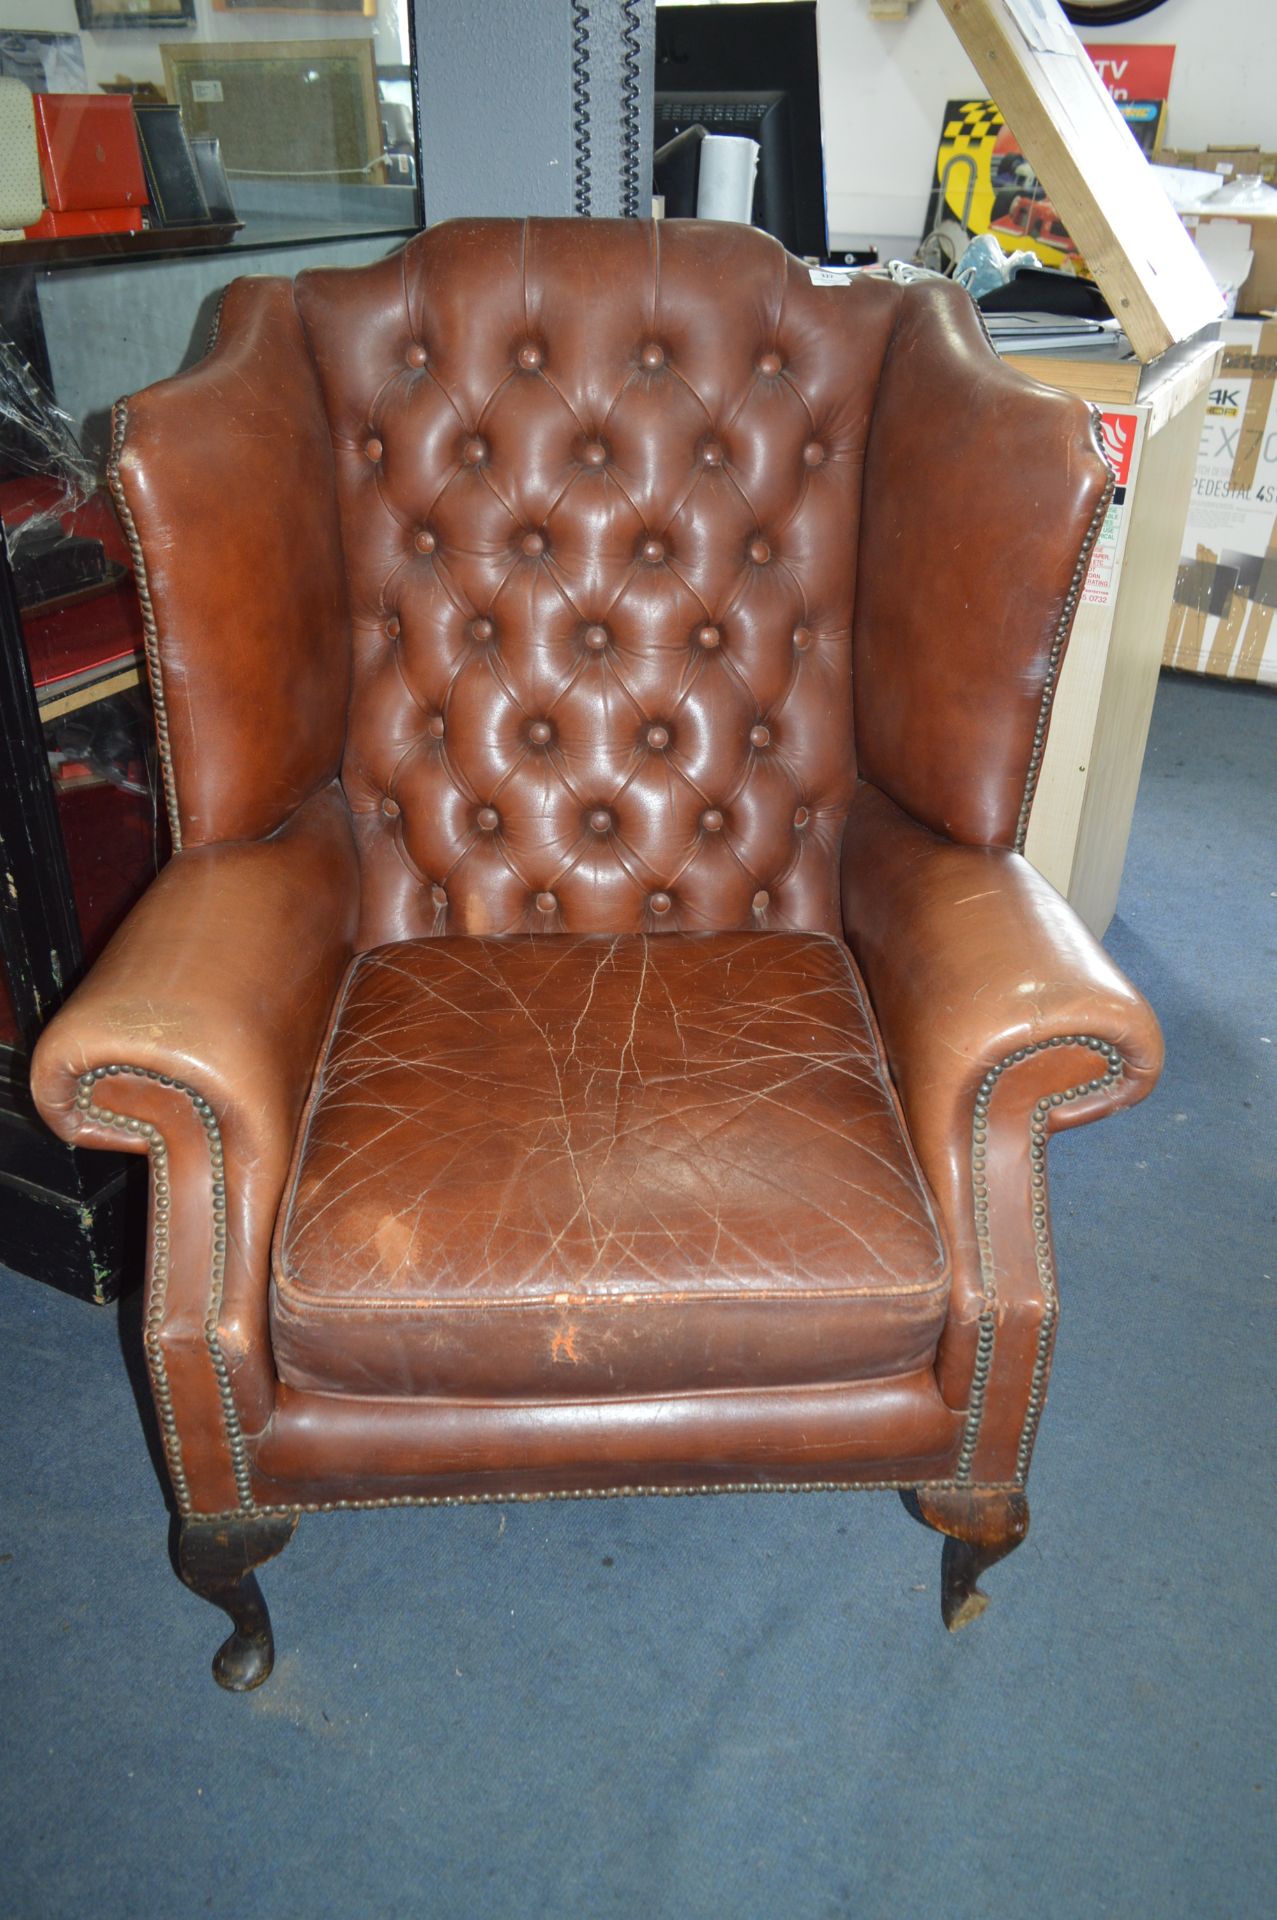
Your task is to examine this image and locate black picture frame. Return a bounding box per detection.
[74,0,195,31]
[134,104,209,227]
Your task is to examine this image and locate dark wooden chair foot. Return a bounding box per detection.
[912,1489,1029,1632]
[177,1513,299,1691]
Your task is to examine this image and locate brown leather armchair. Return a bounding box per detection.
[31,219,1162,1689]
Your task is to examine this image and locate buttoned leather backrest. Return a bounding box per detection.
[112,218,1105,945]
[293,219,900,943]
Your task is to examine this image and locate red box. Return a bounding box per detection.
[23,206,144,240]
[32,95,147,212]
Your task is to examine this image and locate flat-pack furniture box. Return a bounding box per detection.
[1160,147,1277,187]
[1184,213,1277,319]
[1163,320,1277,688]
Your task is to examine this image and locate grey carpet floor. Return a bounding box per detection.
[2,670,1273,1920]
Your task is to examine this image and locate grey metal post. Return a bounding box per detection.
[412,0,654,222]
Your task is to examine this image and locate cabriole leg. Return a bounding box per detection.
[913,1488,1029,1631]
[177,1513,298,1691]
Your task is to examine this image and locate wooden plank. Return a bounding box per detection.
[1003,353,1141,404]
[1007,333,1217,418]
[936,0,1222,361]
[36,662,141,722]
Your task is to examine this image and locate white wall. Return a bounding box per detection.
[814,0,1277,250]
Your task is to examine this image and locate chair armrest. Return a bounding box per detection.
[842,782,1162,1121]
[31,785,358,1480]
[841,781,1162,1421]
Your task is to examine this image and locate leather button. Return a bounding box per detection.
[645,723,670,750]
[477,806,499,832]
[752,889,770,912]
[472,616,494,643]
[793,625,813,651]
[640,343,665,369]
[405,342,428,368]
[462,436,487,466]
[521,530,546,557]
[430,884,447,909]
[749,723,771,748]
[381,796,400,818]
[581,440,608,467]
[803,441,826,468]
[364,436,383,462]
[385,615,401,638]
[535,891,557,914]
[528,720,553,746]
[588,808,612,834]
[701,440,724,466]
[641,537,665,563]
[583,624,609,652]
[517,342,543,370]
[414,528,436,553]
[756,351,782,376]
[749,537,771,565]
[426,714,445,739]
[700,808,723,832]
[649,892,672,915]
[794,805,810,828]
[696,624,721,650]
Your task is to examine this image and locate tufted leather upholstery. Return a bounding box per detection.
[293,220,895,944]
[30,219,1164,1676]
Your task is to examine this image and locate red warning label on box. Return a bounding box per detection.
[1098,410,1136,487]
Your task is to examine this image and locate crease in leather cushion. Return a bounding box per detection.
[271,932,950,1399]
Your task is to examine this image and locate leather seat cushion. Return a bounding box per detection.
[271,932,950,1399]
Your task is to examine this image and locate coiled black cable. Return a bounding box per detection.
[619,0,642,218]
[571,0,592,216]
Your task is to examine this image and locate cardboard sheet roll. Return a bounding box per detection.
[696,135,760,226]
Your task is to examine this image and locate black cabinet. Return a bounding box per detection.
[0,492,152,1301]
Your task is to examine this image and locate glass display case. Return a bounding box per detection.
[0,1,420,1299]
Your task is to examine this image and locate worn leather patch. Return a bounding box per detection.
[272,931,949,1399]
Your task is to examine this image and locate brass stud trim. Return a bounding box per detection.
[956,1033,1124,1484]
[203,288,229,358]
[74,1064,254,1515]
[1015,434,1114,852]
[107,401,182,852]
[183,1476,1019,1523]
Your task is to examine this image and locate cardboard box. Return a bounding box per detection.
[1154,151,1277,315]
[1160,147,1277,187]
[1183,212,1277,317]
[1163,320,1277,686]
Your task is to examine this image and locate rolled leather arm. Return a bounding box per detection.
[841,780,1162,1426]
[31,785,358,1481]
[842,781,1162,1117]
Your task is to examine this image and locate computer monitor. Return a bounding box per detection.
[653,2,828,260]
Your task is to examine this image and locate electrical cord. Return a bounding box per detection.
[619,0,642,218]
[571,0,592,217]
